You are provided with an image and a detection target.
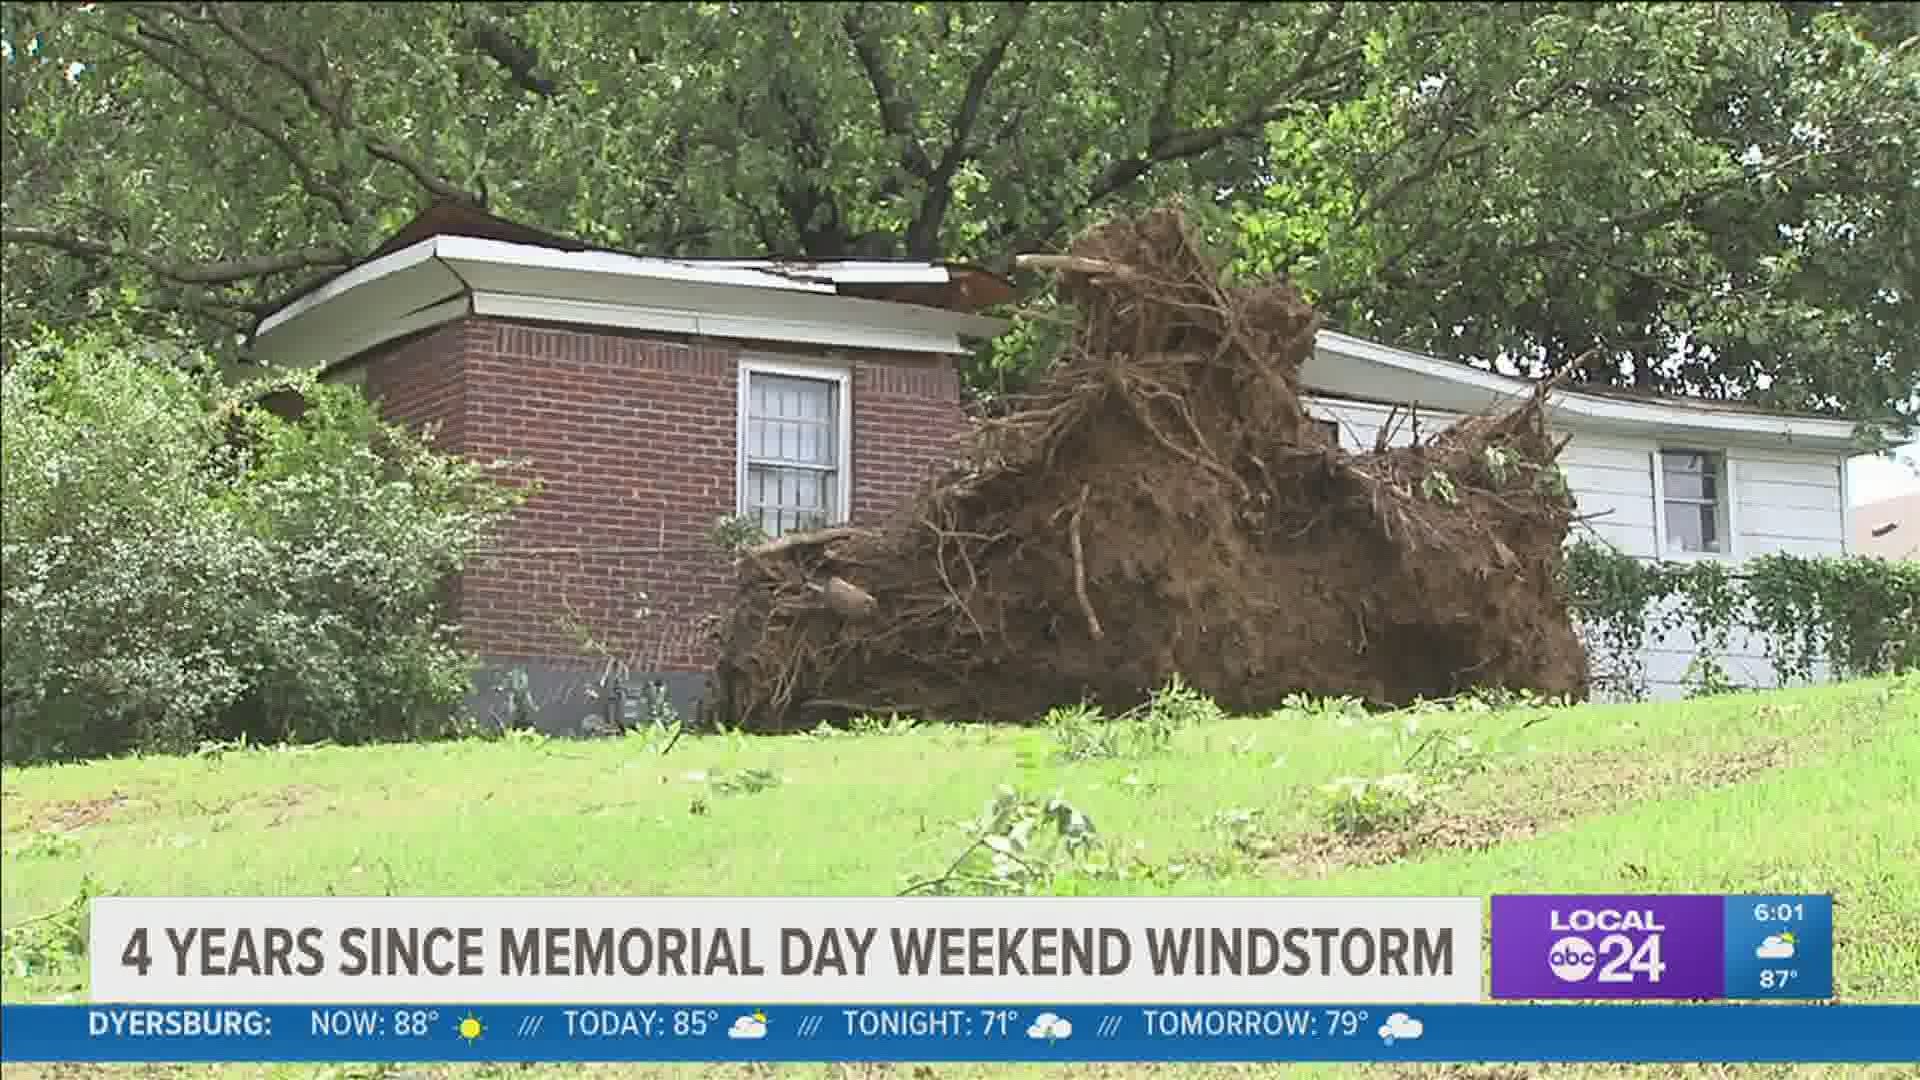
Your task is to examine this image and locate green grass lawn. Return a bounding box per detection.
[3,675,1917,1080]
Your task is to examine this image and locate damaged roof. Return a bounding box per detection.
[286,202,1017,319]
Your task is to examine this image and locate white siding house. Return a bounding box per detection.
[1301,331,1861,700]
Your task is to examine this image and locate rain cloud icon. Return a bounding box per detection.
[1026,1013,1073,1040]
[1755,933,1797,960]
[1378,1012,1424,1044]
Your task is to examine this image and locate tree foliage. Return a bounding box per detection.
[1231,2,1920,431]
[2,2,1915,425]
[0,328,525,763]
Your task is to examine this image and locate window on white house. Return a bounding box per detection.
[741,369,843,538]
[1660,449,1726,554]
[1314,416,1340,447]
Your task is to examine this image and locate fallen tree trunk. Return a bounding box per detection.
[715,206,1590,729]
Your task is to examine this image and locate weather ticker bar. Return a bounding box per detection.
[3,1003,1916,1063]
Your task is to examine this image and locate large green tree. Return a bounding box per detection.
[3,2,1915,427]
[1229,2,1920,427]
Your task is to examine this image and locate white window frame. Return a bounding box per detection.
[1651,447,1740,561]
[1837,459,1852,555]
[736,355,854,535]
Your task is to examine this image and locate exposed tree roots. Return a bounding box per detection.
[715,207,1590,729]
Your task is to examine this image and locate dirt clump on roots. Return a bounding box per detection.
[714,206,1590,730]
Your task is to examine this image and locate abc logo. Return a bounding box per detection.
[1548,935,1597,982]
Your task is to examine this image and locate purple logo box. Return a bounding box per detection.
[1491,894,1725,1000]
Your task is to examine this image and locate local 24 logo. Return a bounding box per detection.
[1546,906,1667,984]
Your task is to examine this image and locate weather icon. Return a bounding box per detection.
[457,1013,485,1044]
[1756,932,1797,960]
[728,1011,768,1040]
[1027,1013,1073,1041]
[1378,1012,1424,1045]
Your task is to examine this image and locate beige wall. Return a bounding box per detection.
[1852,492,1920,561]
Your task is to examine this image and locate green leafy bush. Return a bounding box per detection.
[1564,540,1919,697]
[1,330,524,763]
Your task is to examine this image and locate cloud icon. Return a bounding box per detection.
[728,1013,767,1040]
[1755,934,1797,960]
[1378,1012,1424,1044]
[1026,1013,1073,1040]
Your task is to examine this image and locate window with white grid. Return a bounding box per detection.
[739,367,845,538]
[1660,449,1727,554]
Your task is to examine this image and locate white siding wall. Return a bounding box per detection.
[1302,394,1849,700]
[1636,449,1845,699]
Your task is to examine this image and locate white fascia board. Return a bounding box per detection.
[440,244,1000,335]
[433,236,842,294]
[249,260,467,371]
[1318,330,1527,399]
[248,295,469,375]
[459,260,1006,350]
[672,259,953,286]
[254,238,445,338]
[808,264,952,285]
[469,292,976,356]
[1838,459,1853,555]
[1313,330,1860,453]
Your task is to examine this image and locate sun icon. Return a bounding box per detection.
[457,1013,485,1043]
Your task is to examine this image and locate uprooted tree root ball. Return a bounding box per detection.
[714,207,1590,730]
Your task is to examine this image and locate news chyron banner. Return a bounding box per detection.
[85,896,1482,1005]
[6,892,1912,1064]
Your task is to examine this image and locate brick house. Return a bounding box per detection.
[247,206,1012,730]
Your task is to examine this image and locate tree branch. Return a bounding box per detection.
[365,139,484,206]
[767,58,851,254]
[933,2,1030,180]
[184,3,344,122]
[1,227,353,286]
[1497,148,1828,263]
[906,1,1031,257]
[1007,2,1361,255]
[1318,195,1487,310]
[470,19,558,97]
[1349,26,1596,231]
[843,4,934,180]
[193,2,483,206]
[109,16,357,226]
[1147,3,1182,147]
[1323,144,1835,315]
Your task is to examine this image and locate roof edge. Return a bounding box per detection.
[1315,330,1865,450]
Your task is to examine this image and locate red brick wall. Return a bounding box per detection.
[356,321,468,454]
[351,315,968,678]
[851,358,969,525]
